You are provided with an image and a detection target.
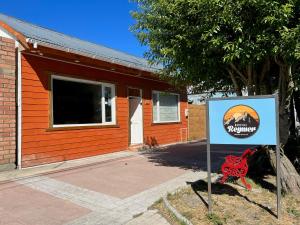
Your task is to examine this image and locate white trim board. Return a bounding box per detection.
[0,26,14,39]
[51,74,116,128]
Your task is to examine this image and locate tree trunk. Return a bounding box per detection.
[267,62,300,195]
[267,148,300,195]
[229,60,300,195]
[227,69,243,96]
[289,92,296,138]
[294,89,300,123]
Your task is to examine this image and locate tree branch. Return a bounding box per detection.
[229,63,247,84]
[259,57,270,84]
[247,64,254,95]
[274,56,285,67]
[227,68,242,96]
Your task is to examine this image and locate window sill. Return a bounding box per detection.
[151,121,182,126]
[46,124,120,131]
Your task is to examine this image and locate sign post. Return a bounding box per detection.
[275,95,281,219]
[206,95,280,218]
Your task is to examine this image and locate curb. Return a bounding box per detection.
[163,195,193,225]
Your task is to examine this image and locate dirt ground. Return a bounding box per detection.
[152,176,300,225]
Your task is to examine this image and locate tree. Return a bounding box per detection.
[131,0,300,194]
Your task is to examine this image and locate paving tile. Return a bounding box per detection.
[125,210,170,225]
[49,155,187,199]
[0,182,90,225]
[0,142,208,225]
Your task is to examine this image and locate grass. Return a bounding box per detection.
[151,175,300,225]
[151,199,182,225]
[287,207,300,217]
[206,213,224,225]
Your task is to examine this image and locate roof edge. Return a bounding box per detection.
[0,20,29,49]
[27,38,159,74]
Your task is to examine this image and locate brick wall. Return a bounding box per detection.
[0,37,16,170]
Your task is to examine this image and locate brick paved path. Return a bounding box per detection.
[0,142,208,225]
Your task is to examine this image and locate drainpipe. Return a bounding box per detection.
[16,44,22,169]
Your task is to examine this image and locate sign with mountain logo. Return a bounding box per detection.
[206,95,281,218]
[223,105,259,138]
[207,96,277,145]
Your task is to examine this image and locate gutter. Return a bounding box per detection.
[25,38,161,74]
[0,21,26,170]
[23,52,168,84]
[16,44,22,169]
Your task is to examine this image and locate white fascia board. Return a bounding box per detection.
[0,26,24,49]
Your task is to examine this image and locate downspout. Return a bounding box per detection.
[16,44,22,169]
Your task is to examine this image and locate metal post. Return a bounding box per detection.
[275,94,281,219]
[206,101,212,213]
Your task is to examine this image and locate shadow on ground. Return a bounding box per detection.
[142,141,257,172]
[189,179,277,217]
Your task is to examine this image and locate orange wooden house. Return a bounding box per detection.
[0,13,188,169]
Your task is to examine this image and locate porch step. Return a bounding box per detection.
[128,144,144,151]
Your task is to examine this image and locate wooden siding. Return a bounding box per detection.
[21,54,188,167]
[188,104,206,140]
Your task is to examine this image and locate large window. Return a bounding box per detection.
[152,91,180,123]
[52,75,115,127]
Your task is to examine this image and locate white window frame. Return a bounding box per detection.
[152,90,181,123]
[51,75,116,128]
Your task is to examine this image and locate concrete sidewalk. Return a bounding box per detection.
[0,142,207,225]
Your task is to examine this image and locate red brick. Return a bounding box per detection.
[3,146,15,151]
[9,158,15,163]
[3,154,15,159]
[0,88,10,93]
[1,55,14,60]
[3,75,15,79]
[3,136,15,141]
[1,45,14,51]
[0,50,8,55]
[0,37,15,43]
[0,115,15,120]
[3,111,15,115]
[3,92,15,98]
[0,159,10,164]
[6,52,15,57]
[1,132,10,137]
[0,141,10,146]
[3,101,14,106]
[0,150,10,155]
[9,149,16,154]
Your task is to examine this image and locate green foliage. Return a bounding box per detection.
[287,207,300,217]
[131,0,300,93]
[206,213,224,225]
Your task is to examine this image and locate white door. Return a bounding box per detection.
[129,97,143,145]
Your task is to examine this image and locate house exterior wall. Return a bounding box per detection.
[0,36,16,170]
[21,54,188,167]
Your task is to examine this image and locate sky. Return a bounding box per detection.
[0,0,147,57]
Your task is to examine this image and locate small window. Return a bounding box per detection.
[152,91,180,123]
[52,76,115,127]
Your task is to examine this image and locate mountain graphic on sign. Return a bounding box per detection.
[224,112,258,127]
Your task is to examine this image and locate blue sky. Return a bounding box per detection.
[0,0,147,57]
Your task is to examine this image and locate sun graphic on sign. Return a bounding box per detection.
[223,105,259,122]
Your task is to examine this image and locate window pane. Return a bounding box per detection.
[159,93,179,122]
[105,86,112,122]
[53,79,102,125]
[152,93,158,121]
